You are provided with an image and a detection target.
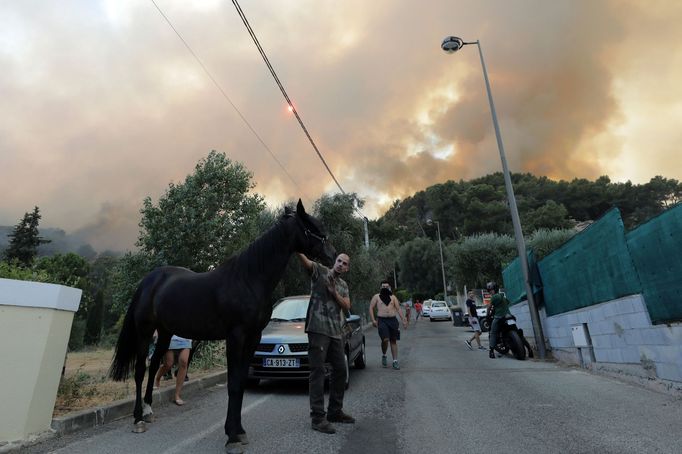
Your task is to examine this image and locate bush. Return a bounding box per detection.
[190,341,227,370]
[527,228,577,260]
[0,260,52,282]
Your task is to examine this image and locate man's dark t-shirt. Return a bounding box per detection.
[491,293,511,318]
[466,298,477,317]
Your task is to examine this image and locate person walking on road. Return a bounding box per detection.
[464,291,485,350]
[369,281,407,370]
[298,252,356,434]
[154,334,191,405]
[414,300,423,321]
[486,282,511,359]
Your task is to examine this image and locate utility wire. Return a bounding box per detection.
[230,0,368,221]
[149,0,301,193]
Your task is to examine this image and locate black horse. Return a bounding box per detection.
[109,200,335,453]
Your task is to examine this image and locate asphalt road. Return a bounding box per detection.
[23,318,681,454]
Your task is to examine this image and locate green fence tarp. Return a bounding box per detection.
[502,251,541,305]
[626,203,682,324]
[538,208,641,316]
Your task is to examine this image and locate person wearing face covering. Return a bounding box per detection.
[369,280,407,369]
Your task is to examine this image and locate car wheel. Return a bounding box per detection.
[430,317,434,322]
[353,341,366,369]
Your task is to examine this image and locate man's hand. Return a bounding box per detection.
[372,319,377,327]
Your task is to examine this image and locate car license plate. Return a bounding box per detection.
[263,357,300,368]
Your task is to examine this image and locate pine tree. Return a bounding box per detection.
[4,206,50,267]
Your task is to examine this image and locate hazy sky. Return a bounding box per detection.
[2,0,682,251]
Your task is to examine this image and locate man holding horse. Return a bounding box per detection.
[298,252,355,434]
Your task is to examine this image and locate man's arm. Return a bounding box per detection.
[330,286,351,311]
[297,253,314,271]
[393,297,407,327]
[369,295,378,326]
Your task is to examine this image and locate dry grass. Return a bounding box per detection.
[54,348,223,417]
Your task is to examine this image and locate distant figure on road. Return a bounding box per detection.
[369,281,407,370]
[404,299,412,326]
[414,300,423,321]
[464,291,485,350]
[154,335,191,405]
[298,252,356,434]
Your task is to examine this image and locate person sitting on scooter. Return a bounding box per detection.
[486,281,511,359]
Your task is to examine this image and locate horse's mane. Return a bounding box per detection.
[217,214,292,278]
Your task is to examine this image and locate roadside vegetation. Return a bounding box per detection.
[2,150,680,414]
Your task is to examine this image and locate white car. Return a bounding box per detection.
[429,301,452,322]
[421,300,433,317]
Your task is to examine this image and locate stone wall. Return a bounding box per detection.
[511,294,682,387]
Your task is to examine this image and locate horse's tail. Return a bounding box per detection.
[109,284,144,381]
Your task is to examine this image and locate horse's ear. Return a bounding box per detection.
[296,199,306,216]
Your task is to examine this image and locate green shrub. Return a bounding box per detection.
[190,341,227,370]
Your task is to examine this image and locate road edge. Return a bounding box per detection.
[0,370,227,454]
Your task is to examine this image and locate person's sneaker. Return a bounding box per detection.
[478,346,487,350]
[327,411,355,424]
[311,419,336,434]
[392,360,400,370]
[489,350,496,359]
[465,340,473,350]
[381,355,387,368]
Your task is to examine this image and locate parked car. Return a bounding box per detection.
[429,301,452,321]
[422,300,433,317]
[248,295,366,388]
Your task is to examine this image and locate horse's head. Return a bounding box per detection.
[286,199,336,266]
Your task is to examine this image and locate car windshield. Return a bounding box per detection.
[432,302,446,308]
[271,297,309,321]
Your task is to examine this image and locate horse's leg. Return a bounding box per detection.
[235,335,260,442]
[224,332,250,454]
[143,330,171,422]
[132,343,149,433]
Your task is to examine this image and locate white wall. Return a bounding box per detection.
[511,294,682,385]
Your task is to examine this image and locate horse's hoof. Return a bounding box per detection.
[236,433,249,445]
[132,421,147,433]
[224,441,244,454]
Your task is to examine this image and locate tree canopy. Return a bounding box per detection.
[137,150,265,271]
[4,206,50,266]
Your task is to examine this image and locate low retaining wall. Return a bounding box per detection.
[511,294,682,390]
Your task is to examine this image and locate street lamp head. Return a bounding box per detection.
[441,36,464,54]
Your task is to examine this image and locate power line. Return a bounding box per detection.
[148,0,301,193]
[230,0,368,221]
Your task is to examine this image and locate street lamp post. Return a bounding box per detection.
[441,36,547,358]
[427,220,448,305]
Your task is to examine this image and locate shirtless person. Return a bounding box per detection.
[369,281,407,370]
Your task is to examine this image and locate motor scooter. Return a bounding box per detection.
[486,310,534,360]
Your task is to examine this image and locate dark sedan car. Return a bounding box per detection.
[248,295,366,388]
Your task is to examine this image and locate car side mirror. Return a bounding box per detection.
[346,314,360,324]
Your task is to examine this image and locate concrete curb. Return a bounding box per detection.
[0,370,227,453]
[51,369,227,436]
